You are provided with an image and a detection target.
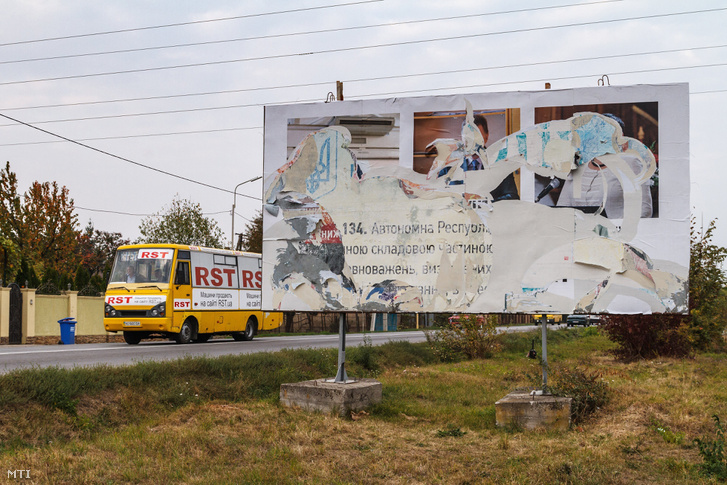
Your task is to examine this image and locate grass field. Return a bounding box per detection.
[1,328,726,484]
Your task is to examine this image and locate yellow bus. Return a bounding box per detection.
[104,244,282,344]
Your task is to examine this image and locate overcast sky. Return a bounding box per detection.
[1,0,725,249]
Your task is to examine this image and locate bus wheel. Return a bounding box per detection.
[175,320,193,344]
[123,332,142,345]
[243,319,256,341]
[233,319,256,341]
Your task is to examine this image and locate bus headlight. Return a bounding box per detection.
[105,304,118,317]
[149,302,166,317]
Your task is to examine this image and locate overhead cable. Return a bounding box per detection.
[1,0,621,65]
[0,0,383,47]
[1,7,724,87]
[0,112,262,199]
[4,42,725,113]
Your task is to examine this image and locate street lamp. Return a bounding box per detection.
[231,176,262,248]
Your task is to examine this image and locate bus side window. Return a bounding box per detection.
[174,261,190,286]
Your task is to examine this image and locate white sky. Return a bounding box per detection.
[0,0,725,249]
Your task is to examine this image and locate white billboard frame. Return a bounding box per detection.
[262,84,689,315]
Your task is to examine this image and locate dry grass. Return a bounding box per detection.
[2,330,727,484]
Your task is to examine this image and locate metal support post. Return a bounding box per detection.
[334,313,348,383]
[541,315,548,393]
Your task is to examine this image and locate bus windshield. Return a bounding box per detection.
[109,248,174,284]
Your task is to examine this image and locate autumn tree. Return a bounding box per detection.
[0,163,22,282]
[237,211,262,253]
[23,179,80,275]
[0,162,80,282]
[77,221,130,279]
[137,195,224,248]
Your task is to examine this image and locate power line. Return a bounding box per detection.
[0,126,266,146]
[74,206,154,217]
[1,0,621,65]
[1,62,723,152]
[0,0,382,48]
[0,83,330,111]
[74,206,247,218]
[0,97,324,126]
[354,62,727,99]
[0,112,263,199]
[2,7,724,87]
[1,44,725,128]
[5,41,724,113]
[1,59,725,144]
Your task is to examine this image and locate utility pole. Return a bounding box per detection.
[230,176,262,248]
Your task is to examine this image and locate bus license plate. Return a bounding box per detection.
[124,321,141,327]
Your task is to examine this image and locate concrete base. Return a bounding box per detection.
[280,378,382,416]
[495,390,572,431]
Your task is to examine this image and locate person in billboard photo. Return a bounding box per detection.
[555,114,653,218]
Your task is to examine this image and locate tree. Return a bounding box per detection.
[237,211,262,253]
[23,179,80,275]
[603,217,727,359]
[689,218,727,350]
[15,257,39,288]
[77,221,130,279]
[0,163,23,282]
[0,162,80,282]
[137,195,224,248]
[74,264,91,292]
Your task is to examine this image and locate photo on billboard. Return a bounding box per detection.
[413,108,521,202]
[533,102,659,219]
[262,84,689,315]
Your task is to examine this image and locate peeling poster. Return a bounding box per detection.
[262,84,690,315]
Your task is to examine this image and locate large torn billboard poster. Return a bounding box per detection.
[262,84,689,315]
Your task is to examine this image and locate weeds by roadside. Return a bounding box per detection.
[424,313,501,362]
[694,414,727,479]
[1,328,725,483]
[547,366,611,424]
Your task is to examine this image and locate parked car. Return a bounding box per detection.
[448,314,486,327]
[566,314,600,327]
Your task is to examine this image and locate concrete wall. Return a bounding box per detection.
[0,288,109,343]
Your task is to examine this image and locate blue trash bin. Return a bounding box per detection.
[58,318,76,345]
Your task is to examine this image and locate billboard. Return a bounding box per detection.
[262,84,689,314]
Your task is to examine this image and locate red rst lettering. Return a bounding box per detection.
[108,296,133,304]
[255,270,262,289]
[140,251,169,259]
[241,270,253,288]
[223,268,235,286]
[195,267,209,286]
[210,268,223,286]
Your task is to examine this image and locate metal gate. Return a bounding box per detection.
[8,283,22,344]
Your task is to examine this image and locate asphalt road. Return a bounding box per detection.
[0,325,558,374]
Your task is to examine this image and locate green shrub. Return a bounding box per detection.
[425,314,501,362]
[694,415,727,479]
